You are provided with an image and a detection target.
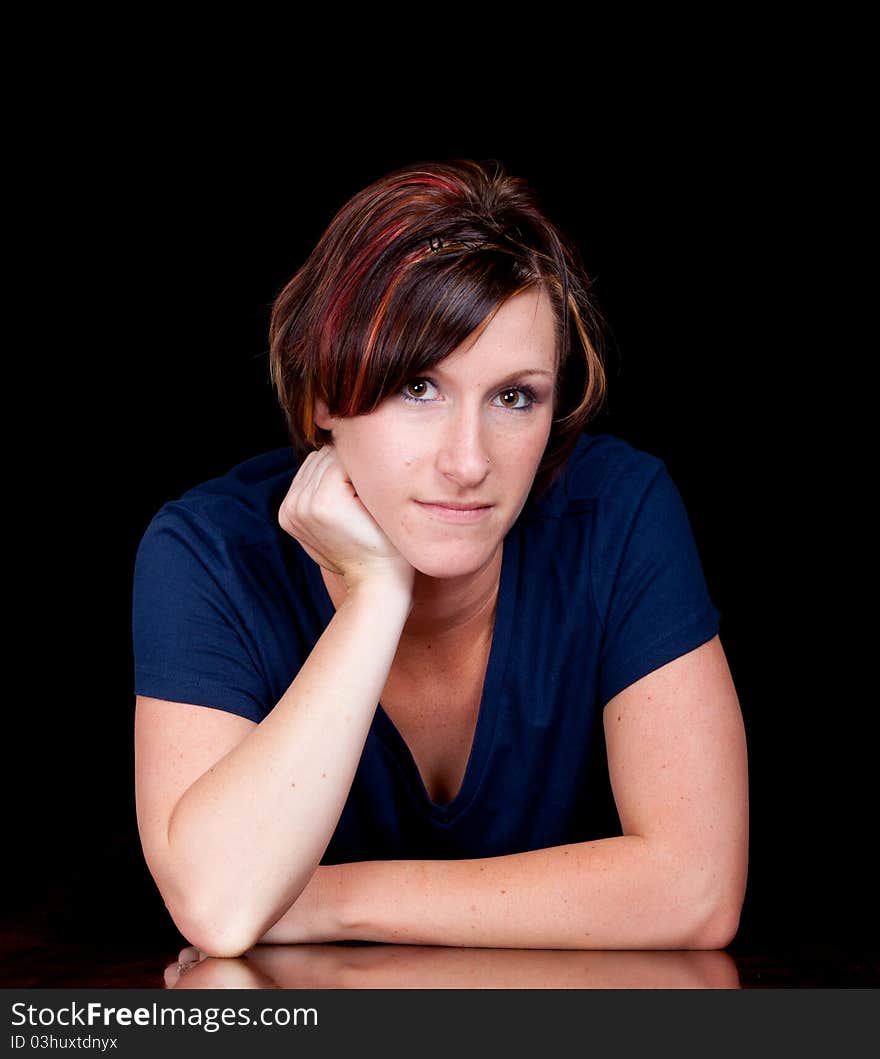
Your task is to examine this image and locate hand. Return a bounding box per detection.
[165,946,279,988]
[278,443,415,597]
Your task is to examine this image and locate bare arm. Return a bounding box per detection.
[136,578,411,957]
[323,636,748,950]
[135,444,416,958]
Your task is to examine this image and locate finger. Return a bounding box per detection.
[294,444,339,496]
[174,947,202,978]
[282,448,332,519]
[298,446,355,513]
[306,449,346,502]
[290,446,324,489]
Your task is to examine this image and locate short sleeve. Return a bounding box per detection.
[131,506,270,723]
[593,457,721,709]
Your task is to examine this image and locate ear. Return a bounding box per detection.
[313,397,336,433]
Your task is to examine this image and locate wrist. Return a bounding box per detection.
[344,574,414,616]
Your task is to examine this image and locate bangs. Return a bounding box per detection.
[328,249,545,417]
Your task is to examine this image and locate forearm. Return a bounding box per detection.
[164,580,412,956]
[340,835,722,950]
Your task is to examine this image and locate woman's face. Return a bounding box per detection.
[315,284,558,579]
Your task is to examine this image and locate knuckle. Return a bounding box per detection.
[278,497,303,535]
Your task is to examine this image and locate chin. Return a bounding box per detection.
[403,540,499,580]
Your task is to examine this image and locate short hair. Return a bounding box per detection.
[268,158,608,502]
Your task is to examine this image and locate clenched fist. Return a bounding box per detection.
[278,444,415,598]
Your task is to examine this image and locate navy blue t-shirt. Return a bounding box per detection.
[131,432,721,863]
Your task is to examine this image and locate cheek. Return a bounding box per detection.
[344,440,407,506]
[364,429,418,475]
[495,415,550,461]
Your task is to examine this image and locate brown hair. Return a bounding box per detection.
[268,158,608,501]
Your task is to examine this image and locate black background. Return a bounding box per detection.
[5,91,872,958]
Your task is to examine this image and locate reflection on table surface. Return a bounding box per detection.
[3,922,878,988]
[167,944,740,989]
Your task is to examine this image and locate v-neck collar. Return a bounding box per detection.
[304,524,520,824]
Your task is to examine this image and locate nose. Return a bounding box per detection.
[434,404,492,488]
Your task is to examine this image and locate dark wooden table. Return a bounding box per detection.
[2,921,877,988]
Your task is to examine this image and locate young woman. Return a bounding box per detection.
[132,158,749,958]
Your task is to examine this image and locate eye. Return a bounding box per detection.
[402,379,438,402]
[495,386,533,410]
[399,378,538,412]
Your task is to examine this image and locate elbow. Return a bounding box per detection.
[166,895,259,960]
[145,850,263,959]
[196,937,256,961]
[678,847,747,950]
[685,889,744,950]
[688,904,741,950]
[189,925,258,961]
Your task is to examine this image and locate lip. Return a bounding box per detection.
[415,500,493,523]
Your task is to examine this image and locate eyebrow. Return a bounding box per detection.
[425,367,555,386]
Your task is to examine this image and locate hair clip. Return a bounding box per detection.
[427,235,489,254]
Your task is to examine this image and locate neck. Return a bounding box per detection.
[402,542,502,649]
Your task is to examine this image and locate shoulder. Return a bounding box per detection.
[139,447,299,550]
[523,432,666,522]
[131,448,301,723]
